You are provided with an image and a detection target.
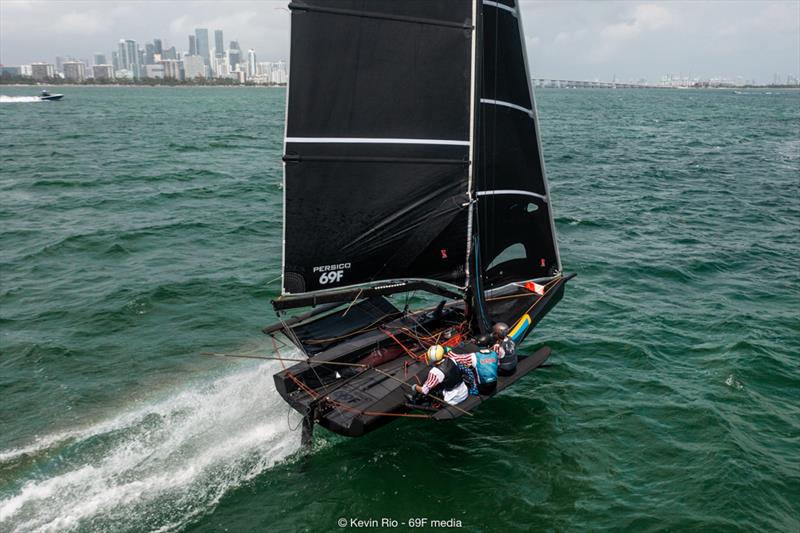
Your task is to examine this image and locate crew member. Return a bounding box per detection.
[492,322,517,376]
[448,335,499,395]
[412,345,469,405]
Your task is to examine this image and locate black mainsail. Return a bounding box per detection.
[265,0,573,439]
[279,1,477,308]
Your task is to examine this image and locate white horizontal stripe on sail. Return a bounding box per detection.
[285,137,470,146]
[477,189,548,202]
[480,98,534,117]
[483,1,517,17]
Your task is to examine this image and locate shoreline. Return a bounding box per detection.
[1,82,797,91]
[0,83,286,89]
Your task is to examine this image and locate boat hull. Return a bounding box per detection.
[268,275,572,437]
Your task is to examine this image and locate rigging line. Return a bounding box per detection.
[201,352,374,368]
[301,311,403,345]
[201,351,467,416]
[368,365,474,418]
[403,305,437,339]
[277,310,334,398]
[341,287,364,317]
[381,327,425,361]
[323,398,433,420]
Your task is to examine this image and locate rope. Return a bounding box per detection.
[341,288,364,317]
[201,350,470,416]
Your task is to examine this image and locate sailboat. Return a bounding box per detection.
[263,0,574,441]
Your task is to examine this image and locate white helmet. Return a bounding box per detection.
[426,345,445,365]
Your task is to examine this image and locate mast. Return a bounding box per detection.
[467,0,491,335]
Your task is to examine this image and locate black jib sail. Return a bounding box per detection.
[278,1,478,308]
[475,0,561,291]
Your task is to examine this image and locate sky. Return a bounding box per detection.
[1,0,798,83]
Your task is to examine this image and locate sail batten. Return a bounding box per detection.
[285,137,471,146]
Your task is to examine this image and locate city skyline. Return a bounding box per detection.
[1,0,798,84]
[1,22,287,84]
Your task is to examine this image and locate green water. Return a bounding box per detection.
[0,86,798,532]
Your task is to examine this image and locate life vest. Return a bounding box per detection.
[475,349,498,384]
[497,337,517,373]
[437,358,463,390]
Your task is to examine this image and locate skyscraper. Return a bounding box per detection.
[214,30,224,57]
[94,53,107,66]
[31,63,55,80]
[188,35,197,56]
[63,61,86,82]
[145,43,155,65]
[153,39,163,56]
[111,51,119,71]
[228,40,241,69]
[117,39,140,78]
[247,49,256,78]
[183,55,206,79]
[93,64,114,81]
[195,28,210,66]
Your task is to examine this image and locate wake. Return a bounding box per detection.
[0,96,44,103]
[0,357,303,532]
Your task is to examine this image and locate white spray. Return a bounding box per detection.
[0,358,303,532]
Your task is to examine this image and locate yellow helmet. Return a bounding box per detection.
[426,345,445,365]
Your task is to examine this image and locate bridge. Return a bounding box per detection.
[532,79,664,89]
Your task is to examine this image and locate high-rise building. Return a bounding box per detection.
[247,49,256,78]
[93,53,107,66]
[188,35,197,56]
[195,28,210,66]
[274,60,287,84]
[214,30,224,57]
[55,56,66,73]
[0,66,21,77]
[144,64,164,79]
[183,55,206,79]
[228,40,241,70]
[159,59,181,80]
[153,39,163,56]
[93,64,114,81]
[63,61,86,82]
[145,43,155,65]
[118,39,139,73]
[31,63,55,80]
[111,51,119,71]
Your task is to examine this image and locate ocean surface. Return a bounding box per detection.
[0,86,797,532]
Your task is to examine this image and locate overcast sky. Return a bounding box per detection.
[1,0,798,83]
